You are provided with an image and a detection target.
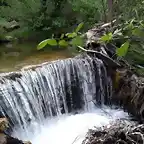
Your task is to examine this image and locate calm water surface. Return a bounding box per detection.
[0,42,71,72]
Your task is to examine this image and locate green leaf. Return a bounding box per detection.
[58,40,68,47]
[37,39,57,50]
[71,36,83,46]
[75,22,84,33]
[66,32,77,38]
[116,41,130,57]
[37,39,48,50]
[47,39,57,46]
[140,21,144,27]
[100,33,113,42]
[126,19,135,30]
[132,28,144,37]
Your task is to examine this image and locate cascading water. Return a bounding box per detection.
[0,55,129,144]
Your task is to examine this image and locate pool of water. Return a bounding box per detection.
[0,42,71,72]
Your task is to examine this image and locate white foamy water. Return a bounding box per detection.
[12,107,129,144]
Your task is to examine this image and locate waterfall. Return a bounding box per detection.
[0,55,112,132]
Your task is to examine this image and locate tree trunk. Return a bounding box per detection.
[107,0,113,22]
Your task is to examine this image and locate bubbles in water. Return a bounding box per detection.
[12,107,129,144]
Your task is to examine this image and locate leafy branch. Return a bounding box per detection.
[37,22,84,50]
[37,19,144,67]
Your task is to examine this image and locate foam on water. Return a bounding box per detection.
[12,107,129,144]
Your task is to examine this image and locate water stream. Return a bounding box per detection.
[0,55,130,144]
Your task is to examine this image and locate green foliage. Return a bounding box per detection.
[75,22,84,33]
[117,19,144,60]
[0,0,108,40]
[38,19,144,66]
[99,19,144,60]
[66,32,77,38]
[0,0,41,23]
[98,19,144,75]
[116,41,130,57]
[113,0,144,22]
[37,22,84,50]
[0,0,42,39]
[100,33,113,43]
[70,0,107,25]
[58,40,68,47]
[37,39,58,50]
[1,0,144,41]
[134,67,144,76]
[70,36,84,47]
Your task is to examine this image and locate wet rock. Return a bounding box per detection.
[23,141,32,144]
[0,118,31,144]
[6,136,24,144]
[0,133,6,144]
[0,118,8,132]
[2,72,22,81]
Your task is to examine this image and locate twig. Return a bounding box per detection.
[77,46,120,68]
[90,100,112,118]
[101,19,116,28]
[130,132,144,143]
[71,134,85,144]
[72,136,80,144]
